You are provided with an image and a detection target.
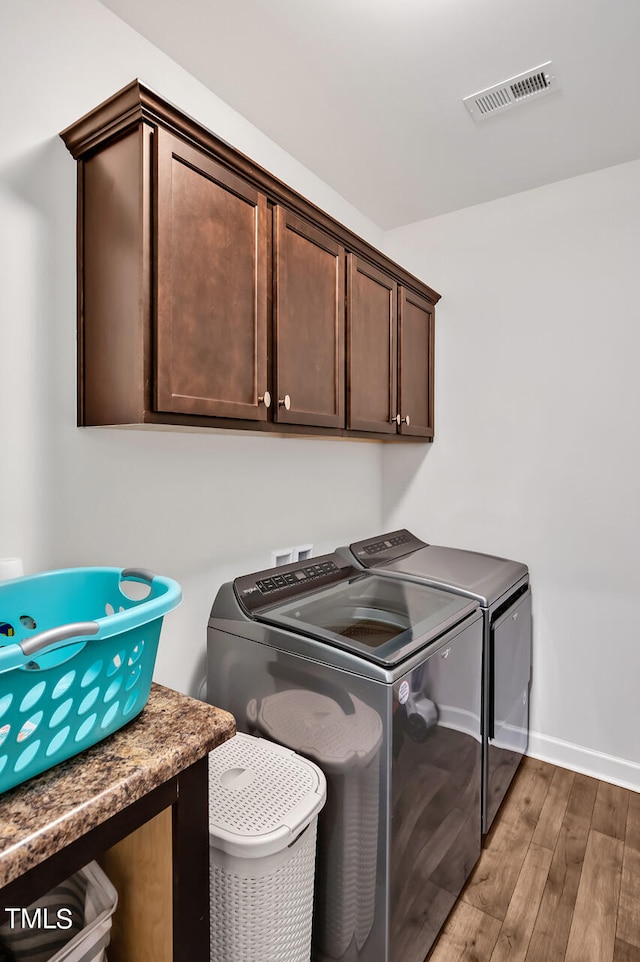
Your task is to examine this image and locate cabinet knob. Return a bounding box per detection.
[278,394,291,411]
[392,414,411,426]
[258,391,271,409]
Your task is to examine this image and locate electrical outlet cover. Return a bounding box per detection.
[271,549,294,567]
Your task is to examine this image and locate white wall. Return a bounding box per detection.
[382,160,640,788]
[0,0,384,696]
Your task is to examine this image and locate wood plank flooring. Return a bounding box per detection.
[428,756,640,962]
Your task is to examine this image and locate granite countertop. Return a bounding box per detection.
[0,683,235,888]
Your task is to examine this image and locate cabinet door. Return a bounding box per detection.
[155,128,268,420]
[398,287,435,438]
[347,255,397,434]
[274,207,345,427]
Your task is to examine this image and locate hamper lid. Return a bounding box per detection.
[208,733,326,858]
[248,690,383,772]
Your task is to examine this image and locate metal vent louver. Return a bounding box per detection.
[463,62,556,121]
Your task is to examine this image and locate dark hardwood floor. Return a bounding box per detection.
[428,755,640,962]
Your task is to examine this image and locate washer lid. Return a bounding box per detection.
[350,531,527,606]
[250,690,383,772]
[208,733,326,858]
[254,572,477,666]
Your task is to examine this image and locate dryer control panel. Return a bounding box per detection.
[350,529,427,567]
[234,552,358,614]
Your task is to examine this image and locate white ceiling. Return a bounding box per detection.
[99,0,640,229]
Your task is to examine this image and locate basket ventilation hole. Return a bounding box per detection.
[81,660,103,688]
[0,694,13,720]
[104,678,123,703]
[75,714,98,743]
[0,725,10,749]
[106,653,125,678]
[52,671,76,700]
[19,615,36,630]
[14,740,41,773]
[125,664,142,691]
[123,691,139,717]
[105,603,115,616]
[0,623,15,638]
[18,712,43,742]
[78,687,100,716]
[19,681,46,713]
[50,698,73,728]
[127,641,144,666]
[0,756,6,775]
[102,701,120,729]
[46,726,70,757]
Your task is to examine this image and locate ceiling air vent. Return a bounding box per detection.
[463,62,557,121]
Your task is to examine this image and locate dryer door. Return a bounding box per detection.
[486,588,532,832]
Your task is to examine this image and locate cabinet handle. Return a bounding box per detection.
[258,391,272,409]
[278,394,291,411]
[392,414,411,426]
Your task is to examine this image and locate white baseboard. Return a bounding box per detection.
[437,704,481,740]
[527,730,640,793]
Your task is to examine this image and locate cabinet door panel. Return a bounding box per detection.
[347,255,397,433]
[398,288,435,438]
[274,208,345,427]
[155,128,268,420]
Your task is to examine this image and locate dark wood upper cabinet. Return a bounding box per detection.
[155,128,268,421]
[347,255,397,434]
[61,81,440,442]
[274,208,345,428]
[398,288,435,438]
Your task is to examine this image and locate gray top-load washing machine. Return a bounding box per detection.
[342,530,531,834]
[208,552,484,962]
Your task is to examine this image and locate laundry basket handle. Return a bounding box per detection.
[121,567,157,583]
[20,621,100,656]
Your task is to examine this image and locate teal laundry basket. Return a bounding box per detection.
[0,567,182,794]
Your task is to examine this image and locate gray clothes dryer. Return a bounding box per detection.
[208,552,483,962]
[343,530,531,834]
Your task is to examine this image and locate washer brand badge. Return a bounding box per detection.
[398,680,410,705]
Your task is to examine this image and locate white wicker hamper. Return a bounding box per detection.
[208,733,326,962]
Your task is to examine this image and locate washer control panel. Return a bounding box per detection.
[234,553,356,613]
[256,559,340,594]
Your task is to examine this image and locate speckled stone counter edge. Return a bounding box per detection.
[0,683,235,887]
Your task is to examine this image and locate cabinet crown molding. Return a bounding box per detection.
[60,79,440,305]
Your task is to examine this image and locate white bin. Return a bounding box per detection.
[208,732,326,962]
[0,861,117,962]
